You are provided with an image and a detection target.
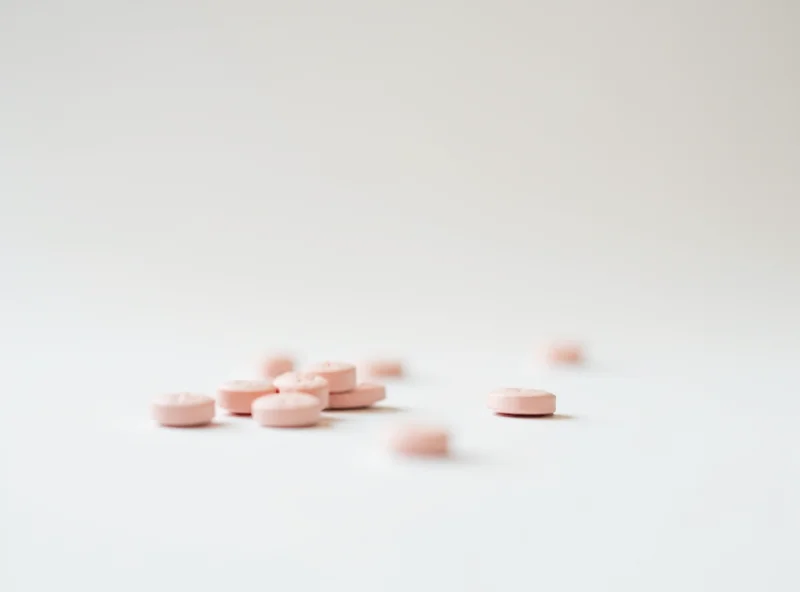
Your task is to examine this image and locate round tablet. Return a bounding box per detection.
[327,383,386,410]
[544,342,584,365]
[387,423,449,457]
[273,372,330,409]
[252,393,321,428]
[488,388,556,416]
[363,359,404,379]
[261,355,295,378]
[218,379,277,415]
[152,393,215,427]
[306,361,356,393]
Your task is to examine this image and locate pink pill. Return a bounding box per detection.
[327,383,386,410]
[544,341,584,365]
[152,393,215,427]
[217,379,277,415]
[387,423,449,457]
[306,361,356,393]
[363,359,404,379]
[488,388,556,416]
[261,354,295,378]
[252,393,321,428]
[273,372,330,409]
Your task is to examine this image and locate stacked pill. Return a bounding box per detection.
[306,361,386,410]
[274,372,330,409]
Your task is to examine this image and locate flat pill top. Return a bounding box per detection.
[273,372,328,389]
[153,393,213,407]
[490,388,554,399]
[220,379,276,392]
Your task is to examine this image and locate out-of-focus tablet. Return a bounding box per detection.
[327,383,386,410]
[306,361,356,393]
[218,379,277,415]
[273,372,330,409]
[261,355,295,378]
[152,393,215,427]
[488,388,556,416]
[362,359,404,379]
[252,393,321,428]
[387,423,449,457]
[544,342,584,365]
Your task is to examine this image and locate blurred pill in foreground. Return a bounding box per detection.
[387,423,449,457]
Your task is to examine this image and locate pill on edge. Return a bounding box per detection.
[273,372,330,409]
[306,361,357,393]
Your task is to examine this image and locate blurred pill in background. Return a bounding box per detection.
[362,358,405,379]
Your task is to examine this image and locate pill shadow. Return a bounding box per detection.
[327,405,409,414]
[316,416,345,428]
[161,421,237,430]
[495,413,578,421]
[448,451,493,466]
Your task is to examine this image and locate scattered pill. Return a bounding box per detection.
[488,388,556,416]
[327,383,386,410]
[252,393,322,428]
[261,355,295,378]
[273,372,330,409]
[306,361,356,393]
[544,342,584,365]
[387,423,449,457]
[218,379,277,415]
[152,393,215,427]
[363,359,404,379]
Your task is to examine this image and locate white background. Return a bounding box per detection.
[1,1,799,590]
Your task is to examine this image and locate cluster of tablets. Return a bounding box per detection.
[151,343,582,458]
[151,357,392,430]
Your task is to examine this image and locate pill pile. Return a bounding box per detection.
[152,345,577,457]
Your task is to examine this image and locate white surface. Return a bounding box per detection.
[2,1,799,589]
[2,340,799,591]
[2,0,800,352]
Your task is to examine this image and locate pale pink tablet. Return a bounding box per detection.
[306,361,356,393]
[261,355,295,378]
[362,359,404,378]
[544,341,584,365]
[152,393,215,427]
[488,388,556,416]
[273,372,330,409]
[252,393,321,428]
[327,383,386,410]
[217,379,277,415]
[387,423,449,457]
